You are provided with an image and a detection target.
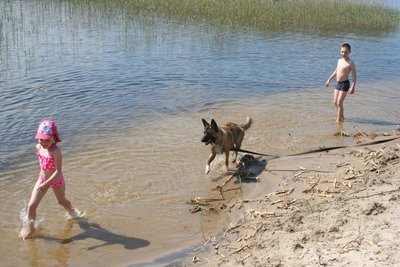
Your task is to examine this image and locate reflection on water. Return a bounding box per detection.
[1,1,400,266]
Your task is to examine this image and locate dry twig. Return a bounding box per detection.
[231,242,249,255]
[224,223,242,237]
[238,254,252,264]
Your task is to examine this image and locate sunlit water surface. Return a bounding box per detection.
[1,1,399,266]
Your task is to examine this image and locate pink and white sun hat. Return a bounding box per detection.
[35,120,62,142]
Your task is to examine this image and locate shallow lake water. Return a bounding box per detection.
[1,1,399,266]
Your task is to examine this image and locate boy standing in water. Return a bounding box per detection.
[325,43,357,122]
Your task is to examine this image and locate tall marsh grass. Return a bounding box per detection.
[70,0,400,33]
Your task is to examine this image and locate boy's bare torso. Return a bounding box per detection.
[336,58,353,82]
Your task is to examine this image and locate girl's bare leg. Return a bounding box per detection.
[53,183,76,217]
[19,179,48,239]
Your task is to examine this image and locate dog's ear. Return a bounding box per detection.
[210,119,219,132]
[202,118,209,128]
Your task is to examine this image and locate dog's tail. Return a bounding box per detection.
[240,116,252,130]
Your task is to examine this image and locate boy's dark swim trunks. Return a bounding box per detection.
[335,80,350,91]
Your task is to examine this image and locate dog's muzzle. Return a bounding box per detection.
[201,134,214,145]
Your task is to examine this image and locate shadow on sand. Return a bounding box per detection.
[210,154,269,184]
[38,219,150,250]
[234,154,268,184]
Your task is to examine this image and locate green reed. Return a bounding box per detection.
[69,0,400,33]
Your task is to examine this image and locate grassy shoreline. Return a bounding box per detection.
[70,0,400,33]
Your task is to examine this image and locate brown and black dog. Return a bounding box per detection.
[201,117,252,174]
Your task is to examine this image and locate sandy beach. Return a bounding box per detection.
[181,130,400,266]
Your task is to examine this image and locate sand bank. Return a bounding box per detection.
[182,132,400,266]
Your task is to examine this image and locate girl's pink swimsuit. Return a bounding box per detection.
[37,146,64,188]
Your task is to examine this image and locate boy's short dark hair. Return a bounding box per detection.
[341,43,351,51]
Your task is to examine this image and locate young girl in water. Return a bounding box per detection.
[19,120,80,239]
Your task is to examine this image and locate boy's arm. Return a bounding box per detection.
[325,69,337,87]
[349,61,356,94]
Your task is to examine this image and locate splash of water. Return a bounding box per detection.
[18,200,43,239]
[65,208,85,220]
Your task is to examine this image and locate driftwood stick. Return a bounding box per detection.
[239,254,252,264]
[219,174,236,189]
[274,188,294,195]
[303,178,321,193]
[271,199,283,205]
[231,243,249,255]
[224,223,242,237]
[340,235,361,254]
[193,237,214,252]
[191,255,200,263]
[245,224,263,240]
[348,187,400,200]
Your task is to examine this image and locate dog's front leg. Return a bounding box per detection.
[232,149,238,163]
[224,151,230,172]
[205,152,216,174]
